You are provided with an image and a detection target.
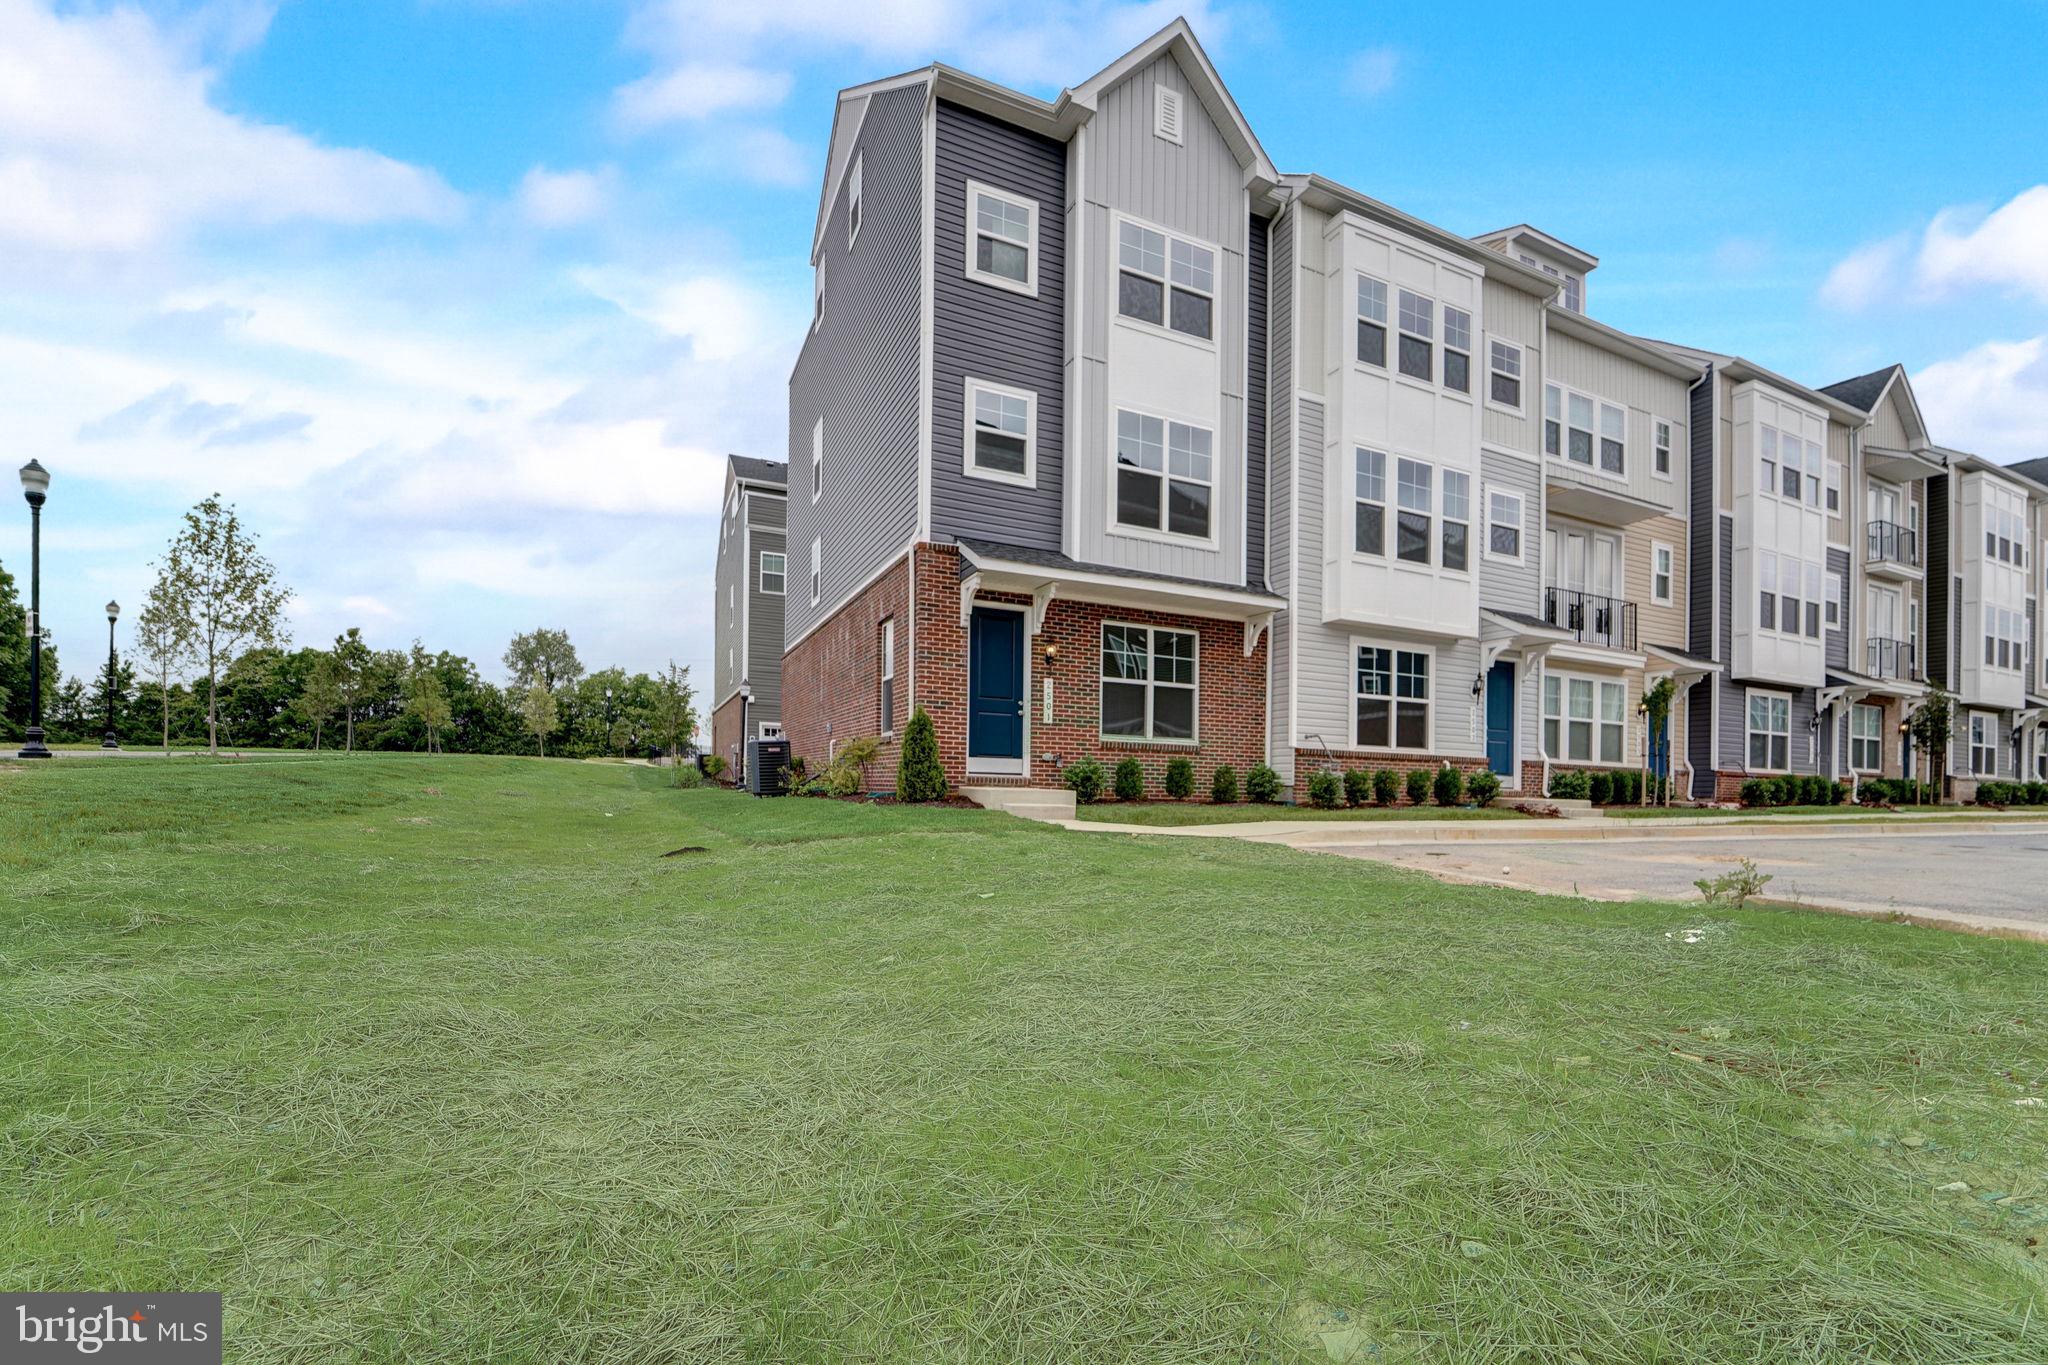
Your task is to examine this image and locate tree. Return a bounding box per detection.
[1907,686,1954,805]
[159,496,292,755]
[652,661,696,778]
[330,628,373,754]
[296,653,342,751]
[404,647,453,754]
[503,628,582,693]
[133,569,197,755]
[519,682,558,757]
[896,705,947,802]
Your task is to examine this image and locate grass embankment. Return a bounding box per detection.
[3,755,2044,1360]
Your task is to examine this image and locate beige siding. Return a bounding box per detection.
[1868,385,1915,449]
[1627,513,1688,650]
[1827,423,1853,545]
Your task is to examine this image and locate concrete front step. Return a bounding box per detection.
[960,785,1077,822]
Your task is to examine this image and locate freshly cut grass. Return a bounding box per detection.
[3,756,2044,1362]
[1075,802,1524,826]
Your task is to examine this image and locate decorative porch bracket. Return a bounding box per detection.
[959,572,983,629]
[1243,611,1274,657]
[1030,582,1057,635]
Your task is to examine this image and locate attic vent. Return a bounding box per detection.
[1153,85,1183,145]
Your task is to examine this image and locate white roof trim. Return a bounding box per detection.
[1067,19,1278,188]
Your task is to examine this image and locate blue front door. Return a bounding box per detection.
[968,608,1025,764]
[1484,661,1515,777]
[1650,714,1670,780]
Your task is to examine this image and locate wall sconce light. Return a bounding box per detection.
[1044,641,1059,661]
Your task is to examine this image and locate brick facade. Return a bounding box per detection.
[708,692,749,784]
[781,553,912,792]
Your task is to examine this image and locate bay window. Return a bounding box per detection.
[1568,391,1595,465]
[1441,470,1470,571]
[1397,289,1433,381]
[1101,624,1197,741]
[1598,401,1625,474]
[1443,306,1472,394]
[1115,409,1212,540]
[1356,644,1431,751]
[1395,458,1432,564]
[1357,275,1388,367]
[1354,448,1386,556]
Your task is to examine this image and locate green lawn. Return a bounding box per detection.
[3,756,2044,1361]
[1075,802,1525,826]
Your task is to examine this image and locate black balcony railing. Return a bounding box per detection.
[1866,636,1918,681]
[1867,520,1918,568]
[1543,587,1639,651]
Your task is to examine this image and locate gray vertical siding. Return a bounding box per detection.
[1927,473,1951,688]
[745,511,787,722]
[785,84,925,647]
[1246,211,1269,585]
[929,99,1065,552]
[1266,212,1294,783]
[1687,375,1716,659]
[714,491,745,706]
[1825,546,1850,671]
[1479,450,1540,616]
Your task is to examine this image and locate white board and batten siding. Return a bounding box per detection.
[1544,330,1691,518]
[1072,51,1249,587]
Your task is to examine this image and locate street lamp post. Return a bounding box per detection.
[102,600,121,749]
[17,460,51,759]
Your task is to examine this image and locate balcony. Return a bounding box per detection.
[1866,521,1920,579]
[1542,587,1638,652]
[1865,637,1918,682]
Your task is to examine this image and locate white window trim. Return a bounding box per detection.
[1545,382,1629,484]
[1651,417,1677,481]
[1484,337,1525,416]
[1745,687,1793,773]
[963,178,1039,297]
[811,417,823,503]
[1099,620,1200,745]
[1355,273,1389,373]
[1969,711,1998,776]
[1351,637,1435,754]
[1541,669,1630,768]
[1484,488,1525,565]
[961,378,1037,488]
[812,263,824,334]
[1353,446,1387,561]
[1442,304,1474,398]
[1651,541,1674,606]
[879,618,897,737]
[809,539,822,607]
[1824,571,1841,629]
[1849,702,1883,774]
[1825,458,1844,514]
[1107,404,1220,551]
[846,152,863,249]
[1112,211,1217,351]
[1394,286,1436,389]
[758,550,786,596]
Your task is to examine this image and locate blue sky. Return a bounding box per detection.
[4,0,2045,691]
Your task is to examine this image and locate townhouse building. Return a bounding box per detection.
[773,18,2043,804]
[710,455,788,781]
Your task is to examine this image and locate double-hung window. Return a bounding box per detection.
[1804,562,1822,638]
[1118,222,1213,340]
[1115,410,1212,539]
[1780,429,1803,500]
[1542,674,1627,764]
[1354,448,1387,556]
[1442,307,1472,394]
[1747,691,1790,771]
[1759,550,1778,630]
[1652,543,1673,605]
[965,381,1034,484]
[1850,703,1882,772]
[1396,289,1433,381]
[1653,419,1674,477]
[1101,624,1197,741]
[878,619,896,735]
[1567,391,1595,466]
[1395,458,1432,564]
[1441,470,1470,571]
[847,153,862,246]
[1357,276,1389,367]
[809,539,821,605]
[967,183,1036,292]
[1969,712,1997,775]
[1355,645,1430,750]
[1826,459,1844,513]
[1487,490,1523,561]
[1598,402,1625,474]
[1760,427,1777,493]
[758,551,786,596]
[1488,340,1523,410]
[1543,384,1562,457]
[1779,556,1801,637]
[811,417,824,500]
[1823,572,1841,628]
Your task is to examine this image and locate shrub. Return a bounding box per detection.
[1801,774,1828,806]
[1373,769,1399,807]
[1063,757,1106,804]
[2028,782,2048,806]
[1399,768,1428,806]
[820,736,881,797]
[1306,769,1342,809]
[1613,770,1641,804]
[1768,775,1799,807]
[1467,770,1501,807]
[1210,765,1239,804]
[1343,769,1373,808]
[1824,780,1846,806]
[896,707,948,802]
[1549,769,1589,800]
[1112,757,1145,802]
[1976,780,2014,807]
[1432,764,1463,807]
[1587,771,1612,805]
[1739,777,1768,808]
[701,754,726,780]
[1696,857,1773,909]
[1164,757,1195,800]
[1246,764,1282,804]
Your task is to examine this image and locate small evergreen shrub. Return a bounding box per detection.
[1210,765,1239,804]
[1823,779,1846,806]
[701,754,726,780]
[1467,770,1501,806]
[1404,768,1431,806]
[1433,764,1464,807]
[1739,777,1768,808]
[1372,769,1399,807]
[1063,757,1106,804]
[1306,769,1342,809]
[1548,769,1590,800]
[1768,775,1799,807]
[1112,757,1145,802]
[1164,757,1195,800]
[895,707,948,802]
[1343,769,1373,808]
[2027,782,2048,805]
[1587,771,1613,805]
[1612,770,1640,804]
[1246,763,1282,804]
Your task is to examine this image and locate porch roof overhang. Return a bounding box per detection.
[1643,641,1716,683]
[1863,444,1943,484]
[955,539,1285,648]
[1548,642,1647,671]
[1479,609,1572,668]
[1826,666,1927,702]
[1543,471,1669,527]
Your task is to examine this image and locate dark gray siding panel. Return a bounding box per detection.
[745,521,787,721]
[1687,375,1715,658]
[1686,677,1713,798]
[1825,546,1850,671]
[1717,516,1734,665]
[1927,473,1951,687]
[929,100,1065,552]
[1246,212,1269,586]
[785,85,925,645]
[1265,212,1293,779]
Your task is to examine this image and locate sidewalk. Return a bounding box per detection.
[1061,811,2048,846]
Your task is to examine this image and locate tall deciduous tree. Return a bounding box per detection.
[404,644,453,754]
[653,661,696,777]
[1908,686,1955,805]
[330,628,373,754]
[519,682,558,757]
[503,628,582,693]
[160,496,292,755]
[296,653,342,751]
[133,568,197,755]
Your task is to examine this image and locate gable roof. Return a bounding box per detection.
[1818,365,1898,413]
[2009,457,2048,486]
[728,455,787,491]
[1065,19,1278,188]
[1473,224,1599,272]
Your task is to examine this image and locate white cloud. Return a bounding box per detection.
[0,0,460,254]
[1914,336,2048,462]
[612,63,793,130]
[515,166,614,228]
[1344,46,1401,99]
[1820,186,2048,312]
[573,268,797,362]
